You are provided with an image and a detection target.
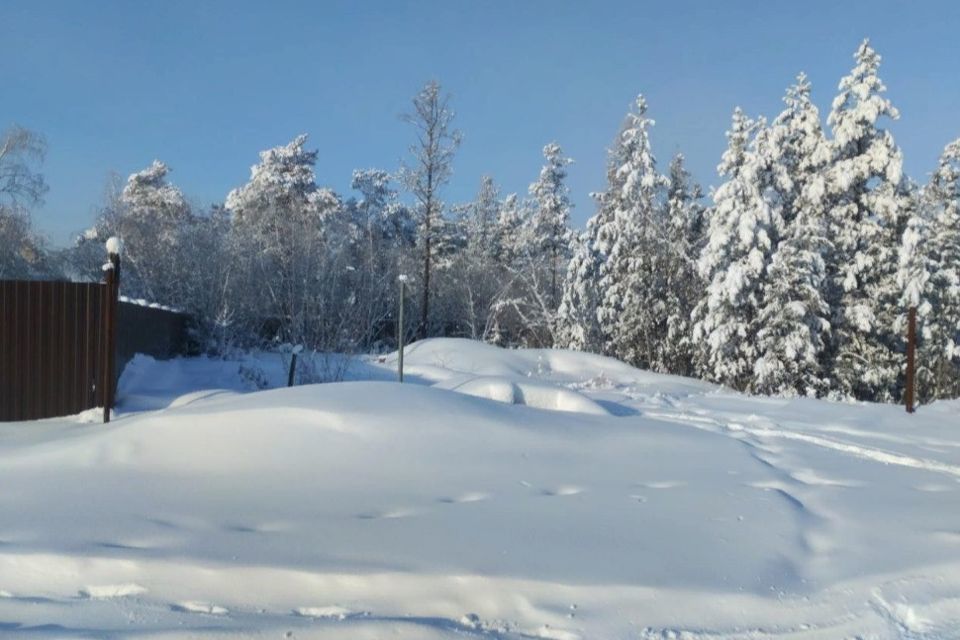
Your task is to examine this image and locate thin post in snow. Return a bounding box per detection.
[288,344,303,388]
[398,275,408,383]
[905,306,917,414]
[287,354,298,387]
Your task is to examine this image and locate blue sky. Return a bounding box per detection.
[2,0,959,245]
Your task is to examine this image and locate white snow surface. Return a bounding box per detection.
[2,337,960,638]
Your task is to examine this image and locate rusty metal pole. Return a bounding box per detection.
[102,247,121,424]
[906,306,917,414]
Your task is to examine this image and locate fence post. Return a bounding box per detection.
[905,306,917,414]
[102,239,122,424]
[288,345,302,387]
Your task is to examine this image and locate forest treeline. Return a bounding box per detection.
[2,40,957,403]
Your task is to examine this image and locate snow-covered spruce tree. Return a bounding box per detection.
[226,135,347,348]
[117,160,192,305]
[485,192,529,345]
[464,175,501,261]
[491,147,574,347]
[760,73,832,237]
[907,140,960,400]
[595,95,670,369]
[754,199,833,397]
[493,193,527,268]
[825,40,911,402]
[752,74,834,397]
[529,142,574,311]
[661,153,707,375]
[692,109,776,390]
[555,213,605,352]
[897,182,934,399]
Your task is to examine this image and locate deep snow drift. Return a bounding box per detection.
[1,338,959,639]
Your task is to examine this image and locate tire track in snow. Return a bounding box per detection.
[645,410,960,480]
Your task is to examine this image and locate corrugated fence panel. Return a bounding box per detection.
[0,280,107,421]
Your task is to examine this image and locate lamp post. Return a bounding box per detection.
[398,274,409,383]
[103,237,123,424]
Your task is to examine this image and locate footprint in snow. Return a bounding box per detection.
[293,605,360,620]
[225,521,292,533]
[79,583,147,599]
[437,491,490,504]
[356,507,421,520]
[173,601,229,615]
[540,486,584,497]
[638,480,685,489]
[527,624,582,640]
[915,483,956,493]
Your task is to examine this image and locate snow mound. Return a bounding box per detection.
[4,338,960,638]
[388,338,714,397]
[436,375,609,415]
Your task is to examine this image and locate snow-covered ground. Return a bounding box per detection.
[1,338,959,639]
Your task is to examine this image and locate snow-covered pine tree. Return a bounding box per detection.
[483,193,521,345]
[754,201,833,397]
[528,142,574,311]
[693,108,776,390]
[465,175,501,260]
[595,95,670,369]
[760,73,832,237]
[488,146,573,347]
[897,181,933,395]
[119,160,192,305]
[825,39,911,402]
[493,193,527,269]
[753,74,833,397]
[661,153,707,375]
[401,81,461,338]
[555,211,605,352]
[226,135,346,347]
[909,140,960,400]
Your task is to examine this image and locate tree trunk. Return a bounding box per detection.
[420,202,431,339]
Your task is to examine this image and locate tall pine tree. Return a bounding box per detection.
[662,153,706,375]
[825,39,910,401]
[753,75,833,396]
[528,143,574,311]
[907,140,960,400]
[693,109,775,390]
[595,95,670,369]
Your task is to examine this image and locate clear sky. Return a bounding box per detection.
[2,0,959,245]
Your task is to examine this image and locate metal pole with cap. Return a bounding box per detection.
[102,237,123,424]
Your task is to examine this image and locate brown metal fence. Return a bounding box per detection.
[0,279,111,421]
